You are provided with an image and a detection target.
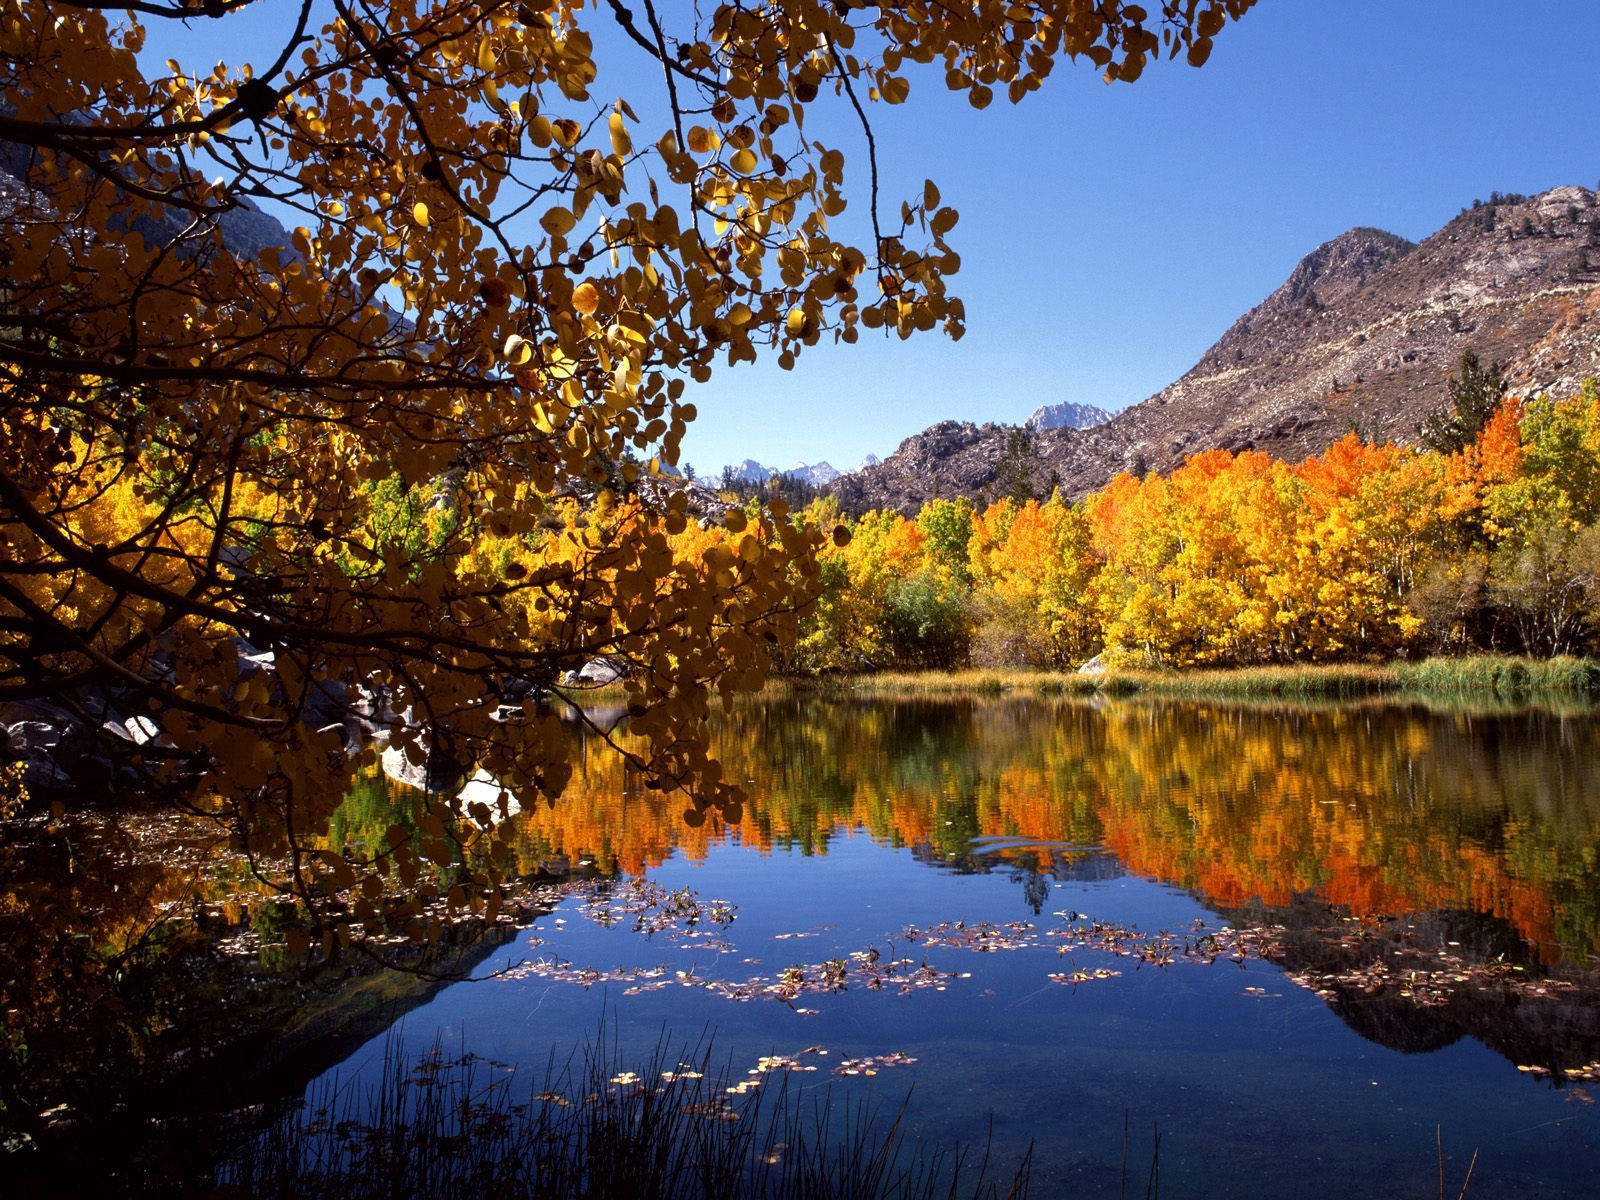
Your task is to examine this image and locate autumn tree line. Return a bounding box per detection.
[769,378,1600,673]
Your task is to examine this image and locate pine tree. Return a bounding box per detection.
[997,427,1040,503]
[1417,350,1506,454]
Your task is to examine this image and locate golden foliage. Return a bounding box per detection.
[801,387,1600,670]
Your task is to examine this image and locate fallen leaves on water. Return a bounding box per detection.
[900,919,1037,951]
[1048,968,1122,986]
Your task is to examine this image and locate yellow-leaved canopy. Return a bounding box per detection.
[0,0,1251,958]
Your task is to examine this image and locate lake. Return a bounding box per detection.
[310,695,1600,1197]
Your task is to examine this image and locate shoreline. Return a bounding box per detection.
[771,655,1600,704]
[562,655,1600,706]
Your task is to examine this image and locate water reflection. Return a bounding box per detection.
[402,696,1600,966]
[321,696,1600,1090]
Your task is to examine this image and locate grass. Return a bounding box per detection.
[216,1033,1032,1200]
[793,668,1101,699]
[1113,662,1401,700]
[1393,655,1600,698]
[791,655,1600,705]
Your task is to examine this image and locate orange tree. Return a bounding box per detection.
[0,0,1254,958]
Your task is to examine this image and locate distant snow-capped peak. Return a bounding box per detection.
[721,458,840,485]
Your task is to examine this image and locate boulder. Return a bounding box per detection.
[563,657,627,686]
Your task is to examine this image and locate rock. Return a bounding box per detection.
[1077,653,1107,676]
[564,657,626,686]
[101,715,161,746]
[3,719,65,787]
[457,768,522,821]
[1,699,151,792]
[301,677,350,728]
[379,739,469,794]
[233,638,275,678]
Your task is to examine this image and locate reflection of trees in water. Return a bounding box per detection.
[486,696,1600,962]
[327,695,1600,1072]
[0,808,234,1141]
[20,694,1598,1134]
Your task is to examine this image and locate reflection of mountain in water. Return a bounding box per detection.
[1208,894,1600,1077]
[910,841,1126,912]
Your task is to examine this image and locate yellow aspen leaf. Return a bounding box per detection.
[572,281,601,315]
[541,207,576,236]
[503,334,533,365]
[608,112,632,156]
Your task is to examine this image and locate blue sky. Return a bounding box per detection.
[142,2,1600,475]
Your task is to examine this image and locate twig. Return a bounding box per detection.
[1456,1148,1479,1200]
[1121,1109,1130,1200]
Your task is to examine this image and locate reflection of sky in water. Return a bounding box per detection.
[311,828,1600,1198]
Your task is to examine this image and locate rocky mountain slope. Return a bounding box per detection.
[836,186,1600,514]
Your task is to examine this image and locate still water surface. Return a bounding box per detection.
[316,697,1600,1197]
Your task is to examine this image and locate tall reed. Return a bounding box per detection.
[217,1033,1031,1200]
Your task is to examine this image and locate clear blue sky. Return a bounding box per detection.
[142,2,1600,475]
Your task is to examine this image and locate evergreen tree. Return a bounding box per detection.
[1417,350,1506,454]
[997,427,1040,503]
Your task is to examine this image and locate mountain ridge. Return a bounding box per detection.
[721,458,844,487]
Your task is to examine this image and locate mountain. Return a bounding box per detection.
[787,461,840,486]
[721,458,840,486]
[724,458,777,484]
[835,186,1600,514]
[858,453,882,470]
[1025,401,1114,431]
